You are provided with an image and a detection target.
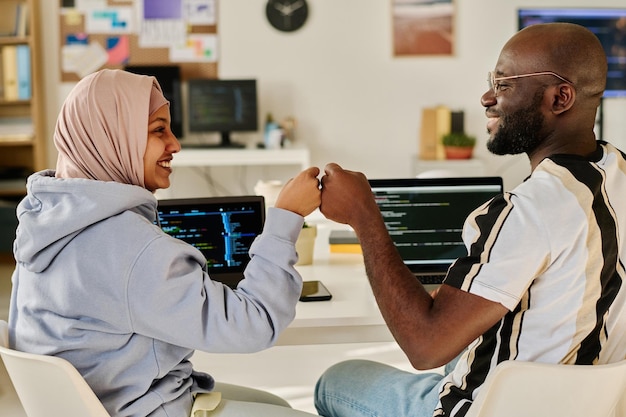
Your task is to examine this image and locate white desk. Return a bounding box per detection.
[276,221,394,346]
[159,146,311,199]
[173,146,311,170]
[412,158,486,178]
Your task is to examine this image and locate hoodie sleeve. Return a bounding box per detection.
[125,207,304,352]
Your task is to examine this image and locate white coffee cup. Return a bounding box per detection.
[254,180,283,208]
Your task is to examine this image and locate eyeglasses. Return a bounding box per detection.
[488,71,573,93]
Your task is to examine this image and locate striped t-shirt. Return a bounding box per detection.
[434,141,626,417]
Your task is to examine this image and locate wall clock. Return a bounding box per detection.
[266,0,309,32]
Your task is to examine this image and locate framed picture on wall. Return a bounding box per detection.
[392,0,455,56]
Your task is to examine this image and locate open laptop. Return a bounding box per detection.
[156,195,265,288]
[368,177,504,290]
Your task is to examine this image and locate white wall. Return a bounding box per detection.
[39,0,626,194]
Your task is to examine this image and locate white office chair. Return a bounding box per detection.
[465,359,626,417]
[0,320,112,417]
[0,320,227,417]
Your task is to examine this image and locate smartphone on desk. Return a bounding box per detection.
[300,280,332,302]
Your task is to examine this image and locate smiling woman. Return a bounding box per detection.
[143,102,180,192]
[54,69,174,189]
[8,67,322,417]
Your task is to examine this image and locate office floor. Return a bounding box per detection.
[0,259,415,415]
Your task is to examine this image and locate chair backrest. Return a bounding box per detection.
[465,359,626,417]
[0,320,112,417]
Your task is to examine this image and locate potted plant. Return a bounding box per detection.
[442,132,476,160]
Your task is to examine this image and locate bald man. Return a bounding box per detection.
[314,23,626,417]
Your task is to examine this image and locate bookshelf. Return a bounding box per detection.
[0,0,45,198]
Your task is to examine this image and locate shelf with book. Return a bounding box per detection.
[0,0,28,38]
[0,0,44,198]
[0,178,26,195]
[0,35,28,45]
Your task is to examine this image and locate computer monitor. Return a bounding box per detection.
[156,195,265,288]
[124,65,183,138]
[518,8,626,98]
[186,79,259,148]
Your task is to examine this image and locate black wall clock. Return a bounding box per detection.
[266,0,309,32]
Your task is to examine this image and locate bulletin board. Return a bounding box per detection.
[58,0,219,82]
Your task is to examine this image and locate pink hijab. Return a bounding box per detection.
[54,69,169,187]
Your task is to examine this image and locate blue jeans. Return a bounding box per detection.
[314,358,459,417]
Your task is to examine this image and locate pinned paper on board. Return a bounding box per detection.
[138,0,187,47]
[139,19,186,48]
[184,0,216,25]
[62,41,109,79]
[58,0,218,81]
[66,33,88,45]
[85,7,134,34]
[64,10,83,26]
[143,0,182,19]
[106,36,130,65]
[169,34,218,62]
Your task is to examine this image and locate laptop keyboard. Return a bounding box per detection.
[418,274,445,285]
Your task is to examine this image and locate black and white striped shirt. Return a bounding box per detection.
[435,141,626,417]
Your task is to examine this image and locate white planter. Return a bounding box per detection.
[295,225,317,265]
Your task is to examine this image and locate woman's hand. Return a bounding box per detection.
[274,167,321,217]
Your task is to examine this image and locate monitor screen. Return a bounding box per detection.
[186,79,259,148]
[368,177,503,271]
[156,195,265,288]
[518,8,626,97]
[125,65,183,138]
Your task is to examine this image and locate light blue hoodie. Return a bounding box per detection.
[9,170,305,417]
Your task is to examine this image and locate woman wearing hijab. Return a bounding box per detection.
[8,69,320,417]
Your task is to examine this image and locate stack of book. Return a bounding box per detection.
[0,44,31,101]
[329,230,362,254]
[0,2,28,38]
[419,106,464,160]
[0,1,31,102]
[0,117,33,142]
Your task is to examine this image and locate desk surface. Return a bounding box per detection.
[276,220,394,346]
[173,146,311,168]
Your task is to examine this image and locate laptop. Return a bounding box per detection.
[156,195,265,288]
[368,177,504,290]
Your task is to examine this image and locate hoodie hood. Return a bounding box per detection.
[14,170,158,273]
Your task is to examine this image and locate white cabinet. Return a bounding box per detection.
[412,158,486,178]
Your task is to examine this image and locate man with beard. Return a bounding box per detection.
[313,23,626,417]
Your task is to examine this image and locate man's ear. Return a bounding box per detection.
[551,83,575,115]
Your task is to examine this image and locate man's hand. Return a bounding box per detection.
[319,163,380,230]
[274,166,321,217]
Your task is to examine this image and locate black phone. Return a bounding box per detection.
[299,280,332,302]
